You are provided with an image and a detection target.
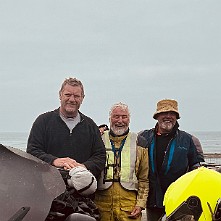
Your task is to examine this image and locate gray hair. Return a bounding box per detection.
[109,102,130,117]
[59,77,85,96]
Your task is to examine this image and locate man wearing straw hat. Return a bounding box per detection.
[139,99,204,221]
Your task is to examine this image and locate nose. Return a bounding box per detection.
[69,95,75,101]
[69,95,78,101]
[117,116,124,123]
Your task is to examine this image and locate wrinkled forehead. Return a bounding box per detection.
[111,107,129,116]
[60,84,84,98]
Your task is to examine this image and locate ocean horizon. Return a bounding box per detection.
[0,131,221,153]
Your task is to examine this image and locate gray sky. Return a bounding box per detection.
[1,0,221,133]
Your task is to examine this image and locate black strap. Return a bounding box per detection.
[77,177,95,193]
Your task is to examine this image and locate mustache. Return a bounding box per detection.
[162,118,173,121]
[66,102,76,105]
[114,123,127,126]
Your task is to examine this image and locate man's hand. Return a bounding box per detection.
[128,206,142,219]
[52,157,86,170]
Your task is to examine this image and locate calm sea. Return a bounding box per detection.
[0,131,220,153]
[192,131,221,153]
[0,132,29,151]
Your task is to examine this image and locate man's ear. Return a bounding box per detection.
[81,95,85,104]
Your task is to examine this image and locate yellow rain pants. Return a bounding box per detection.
[95,183,142,221]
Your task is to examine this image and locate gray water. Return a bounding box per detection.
[0,132,28,151]
[0,131,221,153]
[192,131,221,153]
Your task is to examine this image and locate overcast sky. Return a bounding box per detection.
[1,0,221,133]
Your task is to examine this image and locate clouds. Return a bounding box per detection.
[0,0,220,132]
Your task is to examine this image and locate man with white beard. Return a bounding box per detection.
[95,102,149,221]
[139,99,202,221]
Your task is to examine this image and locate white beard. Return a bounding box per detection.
[160,122,174,132]
[111,126,128,136]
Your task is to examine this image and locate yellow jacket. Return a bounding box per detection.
[97,131,149,208]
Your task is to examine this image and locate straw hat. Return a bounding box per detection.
[67,166,97,196]
[153,99,180,119]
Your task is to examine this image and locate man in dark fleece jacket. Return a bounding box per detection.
[27,77,106,179]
